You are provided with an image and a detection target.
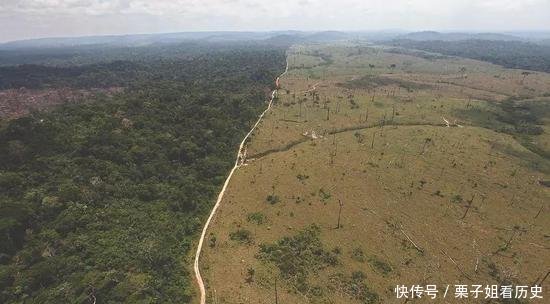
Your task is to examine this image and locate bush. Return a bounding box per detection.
[258,225,338,293]
[266,194,280,204]
[368,257,392,275]
[229,229,253,245]
[247,212,266,225]
[451,194,463,204]
[329,271,379,304]
[296,174,309,182]
[351,247,366,262]
[318,188,331,202]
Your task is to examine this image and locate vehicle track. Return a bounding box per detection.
[247,121,449,160]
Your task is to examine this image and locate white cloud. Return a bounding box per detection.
[474,0,547,11]
[1,0,549,42]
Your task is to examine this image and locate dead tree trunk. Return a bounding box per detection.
[337,199,344,229]
[420,138,432,155]
[274,277,279,304]
[538,271,550,286]
[498,229,519,253]
[534,205,544,219]
[461,194,475,220]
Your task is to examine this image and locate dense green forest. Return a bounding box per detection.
[0,61,148,89]
[0,40,291,67]
[0,42,208,67]
[0,43,288,90]
[0,45,286,303]
[388,39,550,73]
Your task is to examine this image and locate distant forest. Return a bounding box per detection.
[0,53,278,90]
[0,40,290,67]
[0,44,286,302]
[389,39,550,73]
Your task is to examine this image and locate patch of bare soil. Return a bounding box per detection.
[0,87,123,119]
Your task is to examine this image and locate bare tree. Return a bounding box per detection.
[337,199,344,229]
[420,138,432,155]
[274,277,279,304]
[461,194,475,220]
[536,271,550,286]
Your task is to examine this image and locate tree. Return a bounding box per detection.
[336,200,344,229]
[0,43,287,303]
[521,71,531,84]
[420,137,432,154]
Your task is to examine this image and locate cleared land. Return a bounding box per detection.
[0,87,123,119]
[200,43,550,303]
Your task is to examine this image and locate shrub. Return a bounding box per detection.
[209,234,216,248]
[247,212,266,225]
[451,194,463,204]
[296,174,309,182]
[229,229,253,245]
[329,271,379,304]
[318,188,331,202]
[351,247,366,262]
[368,257,392,275]
[245,267,255,283]
[266,194,280,204]
[258,225,338,293]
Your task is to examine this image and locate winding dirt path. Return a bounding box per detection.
[247,121,449,160]
[193,58,289,304]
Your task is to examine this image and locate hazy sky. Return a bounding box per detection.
[1,0,549,42]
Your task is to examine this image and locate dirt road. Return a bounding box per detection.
[193,58,288,304]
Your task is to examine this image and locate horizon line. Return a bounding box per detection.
[2,28,550,44]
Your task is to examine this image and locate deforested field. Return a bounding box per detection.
[201,43,550,303]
